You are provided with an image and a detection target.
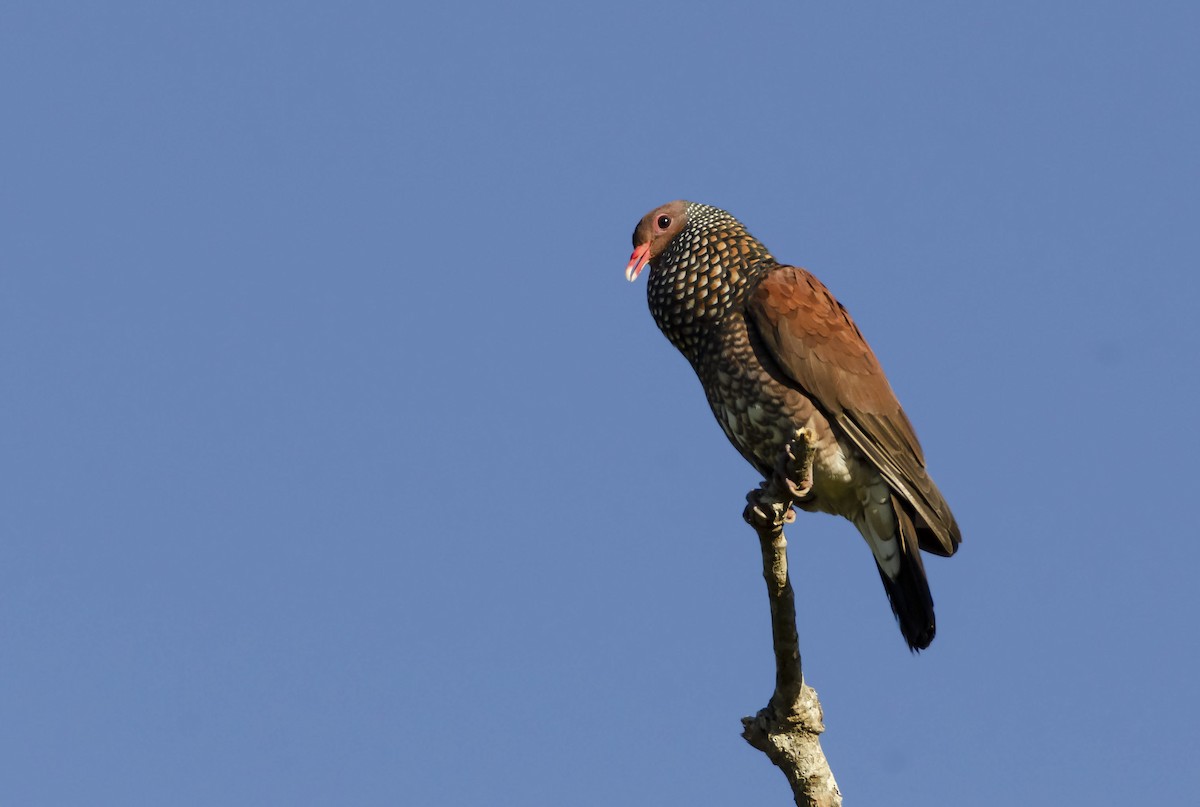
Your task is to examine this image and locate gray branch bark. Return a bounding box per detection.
[741,428,842,807]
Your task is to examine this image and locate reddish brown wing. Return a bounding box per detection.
[747,266,960,556]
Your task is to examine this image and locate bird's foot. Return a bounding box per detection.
[743,428,815,531]
[743,486,795,531]
[774,427,815,501]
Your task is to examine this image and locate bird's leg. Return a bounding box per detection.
[776,427,815,502]
[743,428,816,529]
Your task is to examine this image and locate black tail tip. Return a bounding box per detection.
[903,621,936,652]
[876,563,936,652]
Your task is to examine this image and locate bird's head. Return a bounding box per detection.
[624,200,690,282]
[625,200,765,284]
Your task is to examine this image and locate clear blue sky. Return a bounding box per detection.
[3,2,1198,804]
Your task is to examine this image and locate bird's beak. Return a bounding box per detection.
[625,242,651,282]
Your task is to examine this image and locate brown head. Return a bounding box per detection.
[624,200,690,282]
[624,200,773,283]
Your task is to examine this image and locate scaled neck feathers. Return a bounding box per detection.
[646,202,775,359]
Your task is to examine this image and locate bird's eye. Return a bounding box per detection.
[657,215,671,229]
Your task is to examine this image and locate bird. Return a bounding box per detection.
[625,200,960,651]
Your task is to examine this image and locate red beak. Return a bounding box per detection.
[625,242,651,282]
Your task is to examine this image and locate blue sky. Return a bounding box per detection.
[3,2,1198,804]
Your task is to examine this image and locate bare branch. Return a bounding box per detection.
[741,428,842,807]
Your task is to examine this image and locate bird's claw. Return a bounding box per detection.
[744,486,794,531]
[782,476,812,501]
[743,428,815,531]
[774,428,815,501]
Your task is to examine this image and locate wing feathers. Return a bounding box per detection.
[748,265,960,556]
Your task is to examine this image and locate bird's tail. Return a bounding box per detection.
[871,496,937,651]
